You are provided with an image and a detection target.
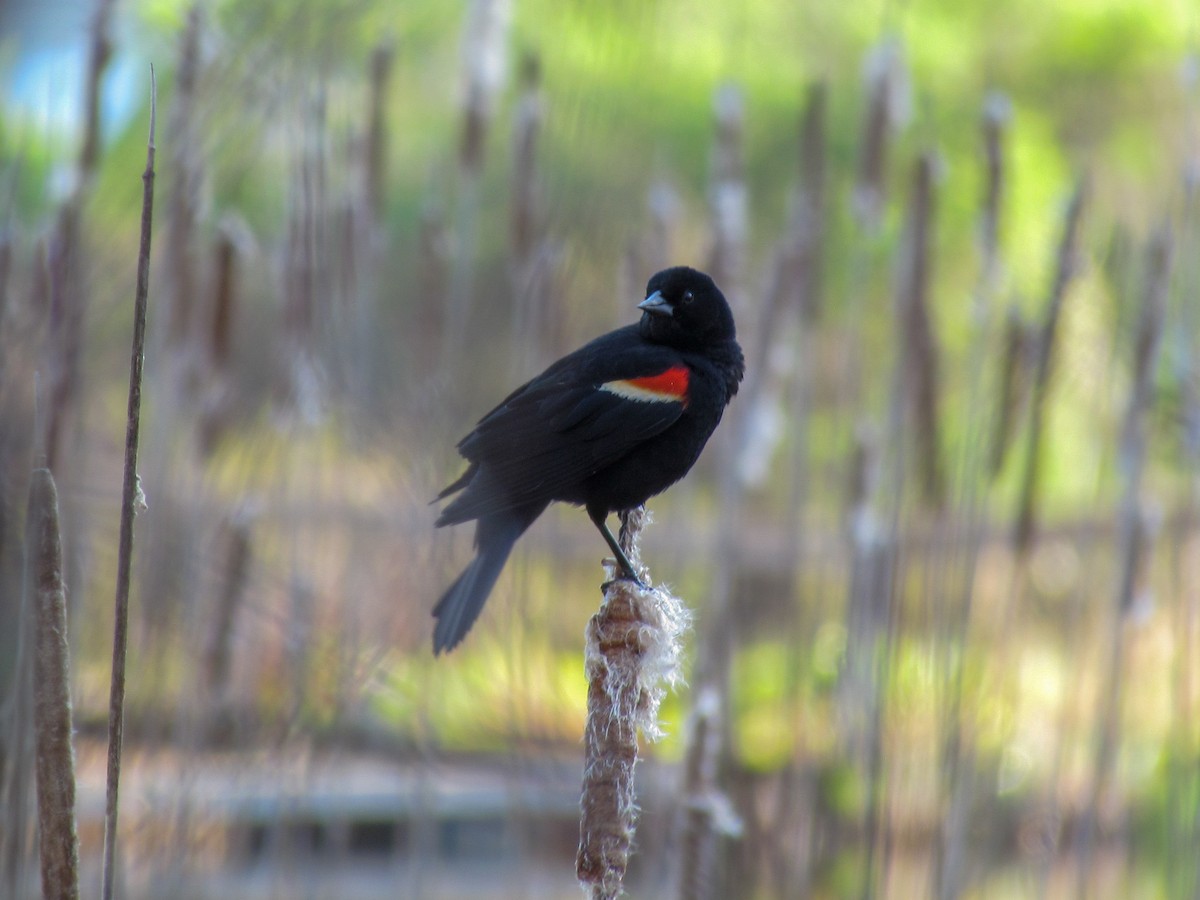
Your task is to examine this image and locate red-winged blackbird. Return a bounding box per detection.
[433,266,744,653]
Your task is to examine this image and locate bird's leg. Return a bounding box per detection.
[588,506,644,584]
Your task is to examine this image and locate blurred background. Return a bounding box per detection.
[1,0,1199,897]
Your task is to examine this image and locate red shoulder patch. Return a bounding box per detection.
[627,367,689,397]
[601,365,690,406]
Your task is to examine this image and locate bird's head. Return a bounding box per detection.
[637,267,736,349]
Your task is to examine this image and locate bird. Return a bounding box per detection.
[432,266,744,654]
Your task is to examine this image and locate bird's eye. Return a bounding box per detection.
[681,291,695,305]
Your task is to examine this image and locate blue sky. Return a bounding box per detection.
[1,0,141,149]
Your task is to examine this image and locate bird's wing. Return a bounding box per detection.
[438,343,689,522]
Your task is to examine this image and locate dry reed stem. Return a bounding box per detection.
[1075,223,1172,888]
[419,199,451,314]
[836,422,897,898]
[196,219,241,455]
[44,0,116,470]
[209,220,238,371]
[1013,175,1089,556]
[979,92,1010,290]
[989,306,1030,478]
[644,180,681,280]
[510,53,542,265]
[577,508,689,899]
[278,90,330,423]
[677,686,740,900]
[1170,166,1200,896]
[740,163,820,489]
[100,67,156,900]
[896,152,944,508]
[509,52,553,372]
[678,689,716,900]
[458,0,511,173]
[683,94,755,887]
[164,5,202,352]
[3,477,36,899]
[748,83,828,401]
[854,38,907,231]
[365,40,396,226]
[44,200,82,475]
[201,510,254,712]
[80,0,116,184]
[837,424,888,757]
[30,467,79,900]
[708,84,747,297]
[934,98,1014,897]
[795,80,827,323]
[0,231,11,334]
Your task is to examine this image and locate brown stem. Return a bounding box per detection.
[101,67,156,900]
[1013,175,1089,557]
[31,468,79,900]
[577,508,688,898]
[895,152,943,508]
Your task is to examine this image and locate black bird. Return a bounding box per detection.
[432,266,744,653]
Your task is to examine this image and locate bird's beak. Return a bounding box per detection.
[637,290,672,317]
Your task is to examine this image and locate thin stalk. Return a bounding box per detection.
[935,97,1011,900]
[100,67,156,900]
[1013,177,1089,557]
[163,4,201,351]
[1074,223,1172,895]
[708,83,747,299]
[895,152,943,508]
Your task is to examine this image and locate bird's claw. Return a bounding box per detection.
[601,563,648,592]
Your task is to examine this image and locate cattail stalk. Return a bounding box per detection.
[163,5,202,351]
[510,53,542,267]
[708,84,747,298]
[978,92,1010,296]
[3,499,35,900]
[677,686,741,900]
[993,178,1088,891]
[1013,176,1089,556]
[640,180,681,288]
[443,1,511,374]
[894,152,943,508]
[0,230,11,339]
[44,200,83,475]
[577,508,689,899]
[79,0,116,184]
[935,96,1013,900]
[45,0,116,470]
[279,91,329,422]
[201,510,254,708]
[795,80,827,323]
[1167,164,1200,898]
[101,67,156,900]
[1075,224,1172,890]
[769,79,826,556]
[365,40,395,227]
[458,0,511,175]
[509,53,555,373]
[854,38,907,232]
[419,198,452,329]
[209,219,241,375]
[738,91,827,488]
[989,307,1030,477]
[30,467,79,900]
[195,219,240,456]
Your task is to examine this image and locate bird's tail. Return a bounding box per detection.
[432,507,540,654]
